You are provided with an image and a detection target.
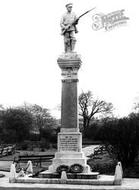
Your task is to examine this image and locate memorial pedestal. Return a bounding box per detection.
[45,52,91,174]
[47,131,91,173]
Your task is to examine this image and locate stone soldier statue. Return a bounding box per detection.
[60,4,95,53]
[60,3,78,53]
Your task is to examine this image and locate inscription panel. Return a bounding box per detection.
[59,135,79,152]
[62,69,78,80]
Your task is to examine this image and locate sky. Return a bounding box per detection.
[0,0,139,118]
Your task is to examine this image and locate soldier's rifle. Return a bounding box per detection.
[61,7,96,35]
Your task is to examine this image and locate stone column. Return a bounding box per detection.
[58,53,80,132]
[47,52,91,173]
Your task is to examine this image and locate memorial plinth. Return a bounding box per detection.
[46,52,91,174]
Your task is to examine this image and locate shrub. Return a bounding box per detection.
[99,114,139,168]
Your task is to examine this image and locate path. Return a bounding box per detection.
[82,145,99,157]
[0,161,12,171]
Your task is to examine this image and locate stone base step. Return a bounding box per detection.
[14,175,117,185]
[39,172,99,179]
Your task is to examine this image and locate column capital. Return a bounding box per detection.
[57,52,81,70]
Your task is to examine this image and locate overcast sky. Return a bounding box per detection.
[0,0,138,118]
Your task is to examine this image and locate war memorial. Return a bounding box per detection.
[0,2,137,190]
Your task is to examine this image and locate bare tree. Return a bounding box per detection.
[133,102,139,113]
[0,104,4,111]
[22,103,57,141]
[79,91,114,132]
